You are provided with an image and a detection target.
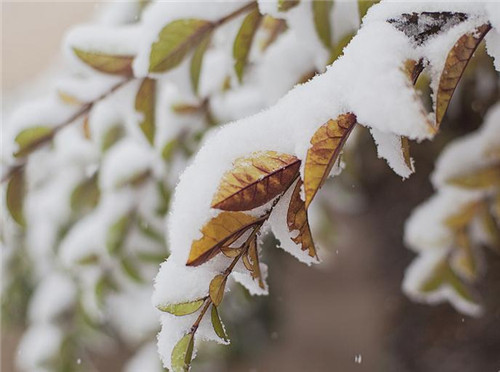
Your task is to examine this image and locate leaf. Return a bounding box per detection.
[70,173,100,214]
[420,259,477,304]
[220,246,244,258]
[233,8,262,82]
[190,31,212,94]
[278,0,300,12]
[120,257,143,283]
[137,215,164,243]
[107,213,132,255]
[14,126,53,158]
[73,48,134,76]
[187,212,258,266]
[304,113,357,208]
[209,274,227,306]
[149,19,213,73]
[101,124,124,153]
[287,180,317,258]
[435,23,491,128]
[451,230,479,282]
[58,90,81,105]
[401,137,413,172]
[327,32,355,65]
[446,165,500,189]
[243,236,264,288]
[261,17,287,51]
[6,170,26,226]
[481,205,500,254]
[211,305,228,341]
[171,333,194,372]
[403,59,425,85]
[76,254,99,266]
[358,0,380,22]
[211,151,300,211]
[135,78,156,144]
[157,299,205,316]
[444,202,481,230]
[312,0,333,49]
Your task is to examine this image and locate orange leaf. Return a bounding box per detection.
[287,180,317,258]
[187,212,258,266]
[435,23,491,128]
[304,113,357,208]
[211,151,300,211]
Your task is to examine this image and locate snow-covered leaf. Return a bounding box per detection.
[107,213,132,255]
[171,333,194,372]
[304,113,357,208]
[70,174,100,214]
[211,151,300,211]
[73,48,134,76]
[157,299,205,316]
[209,274,226,306]
[14,126,52,158]
[358,0,380,22]
[211,305,228,341]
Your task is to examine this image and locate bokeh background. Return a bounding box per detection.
[2,2,500,372]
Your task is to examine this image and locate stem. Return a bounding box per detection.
[215,1,257,27]
[1,77,133,184]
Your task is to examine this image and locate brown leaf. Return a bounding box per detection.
[242,236,264,289]
[187,212,258,266]
[211,151,300,211]
[287,180,317,258]
[401,136,413,172]
[304,113,357,208]
[435,23,491,128]
[209,274,227,306]
[403,59,424,85]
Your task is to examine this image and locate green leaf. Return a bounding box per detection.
[209,274,227,306]
[312,0,333,49]
[190,32,212,94]
[157,299,205,316]
[101,124,124,152]
[358,0,380,22]
[14,126,53,158]
[211,305,228,341]
[327,31,355,65]
[70,173,100,214]
[73,48,134,76]
[171,333,195,372]
[135,78,156,144]
[120,257,143,283]
[278,0,300,12]
[233,8,263,82]
[149,19,213,73]
[6,170,26,226]
[162,139,178,162]
[137,251,169,264]
[137,215,165,243]
[107,214,132,255]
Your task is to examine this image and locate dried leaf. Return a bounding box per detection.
[211,305,228,341]
[73,48,134,76]
[171,333,194,372]
[358,0,380,22]
[14,126,53,158]
[287,180,317,258]
[149,19,213,73]
[304,113,357,208]
[245,236,264,288]
[212,151,300,211]
[234,8,262,82]
[187,212,258,266]
[6,170,26,226]
[209,274,227,306]
[278,0,300,12]
[220,246,244,258]
[190,31,212,94]
[70,173,100,214]
[312,0,333,49]
[401,137,414,172]
[135,78,156,144]
[403,59,425,85]
[447,165,500,189]
[157,299,205,316]
[435,24,491,127]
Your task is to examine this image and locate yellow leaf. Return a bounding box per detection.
[304,113,357,208]
[58,90,81,105]
[287,180,317,258]
[278,0,300,12]
[435,23,491,128]
[451,230,478,282]
[447,165,500,189]
[209,274,227,306]
[135,78,156,144]
[260,17,287,51]
[242,236,264,288]
[358,0,380,22]
[220,246,244,258]
[401,136,413,172]
[187,212,258,266]
[14,126,53,158]
[233,8,263,82]
[481,204,500,254]
[444,202,481,230]
[211,151,300,211]
[73,48,134,76]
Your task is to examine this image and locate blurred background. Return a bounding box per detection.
[2,2,500,372]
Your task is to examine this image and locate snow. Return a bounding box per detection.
[16,323,63,371]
